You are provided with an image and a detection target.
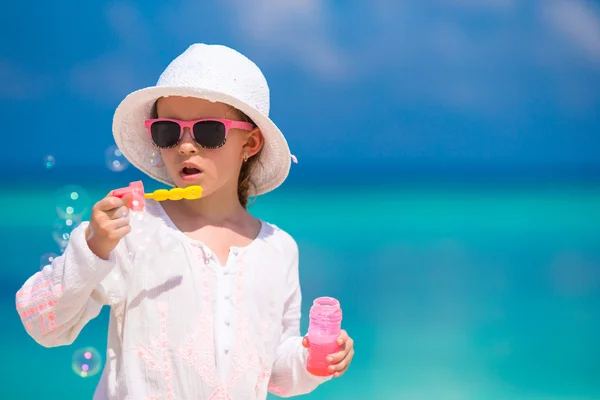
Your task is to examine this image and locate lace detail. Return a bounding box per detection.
[255,366,272,397]
[226,258,261,388]
[267,382,287,396]
[208,386,232,400]
[131,302,175,400]
[178,245,221,396]
[255,320,273,396]
[179,247,266,398]
[16,276,63,334]
[179,311,218,387]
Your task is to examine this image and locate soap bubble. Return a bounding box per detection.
[40,252,59,270]
[52,217,81,251]
[72,347,102,378]
[44,155,55,169]
[130,228,157,267]
[147,150,163,167]
[55,185,91,220]
[106,145,129,172]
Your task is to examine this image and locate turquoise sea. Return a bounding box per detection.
[2,173,599,399]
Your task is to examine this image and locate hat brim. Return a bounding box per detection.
[112,86,291,196]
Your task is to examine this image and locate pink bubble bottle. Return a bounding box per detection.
[306,297,343,376]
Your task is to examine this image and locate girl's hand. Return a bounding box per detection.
[86,193,132,260]
[302,330,355,378]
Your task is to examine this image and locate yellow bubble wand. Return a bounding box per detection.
[144,186,203,201]
[112,181,203,211]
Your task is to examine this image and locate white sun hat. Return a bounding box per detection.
[112,43,295,196]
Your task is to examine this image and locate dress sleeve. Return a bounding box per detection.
[268,243,331,397]
[16,222,125,347]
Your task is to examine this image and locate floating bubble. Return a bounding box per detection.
[106,145,129,172]
[72,347,102,378]
[44,155,55,169]
[130,230,157,267]
[55,185,91,220]
[40,252,59,270]
[147,150,163,167]
[52,217,81,251]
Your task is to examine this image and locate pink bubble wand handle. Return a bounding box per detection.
[111,181,145,211]
[306,297,343,376]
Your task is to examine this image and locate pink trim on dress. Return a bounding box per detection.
[132,302,175,400]
[179,246,268,398]
[16,276,64,333]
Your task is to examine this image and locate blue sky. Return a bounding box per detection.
[1,0,599,174]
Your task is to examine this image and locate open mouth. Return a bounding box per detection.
[180,166,203,181]
[182,167,201,175]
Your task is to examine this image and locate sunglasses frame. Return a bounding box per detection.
[144,118,255,149]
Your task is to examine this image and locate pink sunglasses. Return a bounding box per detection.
[144,118,255,149]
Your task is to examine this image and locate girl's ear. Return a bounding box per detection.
[242,127,264,158]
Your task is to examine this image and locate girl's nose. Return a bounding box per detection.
[178,128,198,156]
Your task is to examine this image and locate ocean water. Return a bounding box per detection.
[2,179,600,399]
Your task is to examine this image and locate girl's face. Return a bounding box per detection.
[155,96,263,199]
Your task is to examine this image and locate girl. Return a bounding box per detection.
[16,44,354,399]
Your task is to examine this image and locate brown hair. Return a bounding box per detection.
[228,107,262,208]
[151,101,262,208]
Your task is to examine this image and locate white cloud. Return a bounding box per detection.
[156,0,348,79]
[60,0,600,115]
[223,0,349,78]
[541,0,600,65]
[350,0,600,114]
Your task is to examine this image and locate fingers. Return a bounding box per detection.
[327,347,348,364]
[326,331,354,378]
[327,331,352,364]
[111,215,131,229]
[106,205,130,220]
[111,224,132,240]
[93,194,129,221]
[329,348,354,377]
[93,215,131,240]
[86,193,131,259]
[95,196,126,212]
[334,360,351,378]
[337,330,349,346]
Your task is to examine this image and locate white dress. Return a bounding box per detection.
[16,200,329,399]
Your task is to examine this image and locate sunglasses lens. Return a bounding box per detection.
[193,121,226,148]
[150,121,181,148]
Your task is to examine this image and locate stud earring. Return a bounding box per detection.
[243,152,249,162]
